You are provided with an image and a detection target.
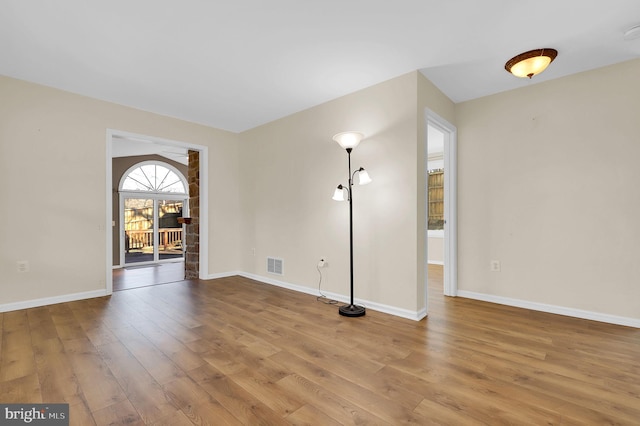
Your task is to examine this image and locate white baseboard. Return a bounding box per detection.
[457,290,640,329]
[235,272,426,321]
[208,271,242,280]
[427,260,444,265]
[0,270,236,313]
[208,272,638,327]
[0,289,110,313]
[4,273,633,328]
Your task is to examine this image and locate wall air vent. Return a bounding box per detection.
[267,257,284,275]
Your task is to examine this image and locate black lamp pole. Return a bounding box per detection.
[339,147,366,317]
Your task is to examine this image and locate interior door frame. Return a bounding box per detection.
[105,129,209,295]
[425,109,458,302]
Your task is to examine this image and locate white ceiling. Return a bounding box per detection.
[111,135,189,165]
[2,1,640,133]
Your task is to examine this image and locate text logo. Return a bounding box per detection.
[1,404,68,425]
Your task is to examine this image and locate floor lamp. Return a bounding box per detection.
[332,131,371,317]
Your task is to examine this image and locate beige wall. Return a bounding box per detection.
[239,71,454,315]
[428,236,444,264]
[0,76,241,306]
[456,59,640,319]
[240,72,419,312]
[4,58,637,322]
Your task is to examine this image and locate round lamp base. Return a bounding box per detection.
[339,304,366,317]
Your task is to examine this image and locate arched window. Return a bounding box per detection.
[118,161,188,266]
[120,161,187,194]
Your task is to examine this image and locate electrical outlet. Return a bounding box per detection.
[317,258,327,268]
[490,260,501,272]
[17,260,29,273]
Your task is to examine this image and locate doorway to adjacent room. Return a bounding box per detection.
[425,110,457,311]
[106,130,209,294]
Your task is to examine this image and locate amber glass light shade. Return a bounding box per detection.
[505,48,558,79]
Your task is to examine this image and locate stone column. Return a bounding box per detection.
[185,150,200,279]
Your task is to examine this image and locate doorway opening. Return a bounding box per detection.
[106,130,209,294]
[425,110,457,311]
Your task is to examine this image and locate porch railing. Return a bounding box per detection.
[125,229,183,251]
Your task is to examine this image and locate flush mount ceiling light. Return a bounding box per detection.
[505,48,558,79]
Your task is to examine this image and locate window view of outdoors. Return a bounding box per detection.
[428,169,444,230]
[122,163,186,193]
[121,163,187,264]
[124,199,184,263]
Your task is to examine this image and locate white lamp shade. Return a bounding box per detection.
[332,186,345,201]
[358,170,372,185]
[333,131,364,150]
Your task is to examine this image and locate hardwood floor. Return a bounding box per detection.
[1,265,639,425]
[113,261,185,291]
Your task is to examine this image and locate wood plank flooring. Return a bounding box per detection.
[1,265,639,425]
[113,261,185,291]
